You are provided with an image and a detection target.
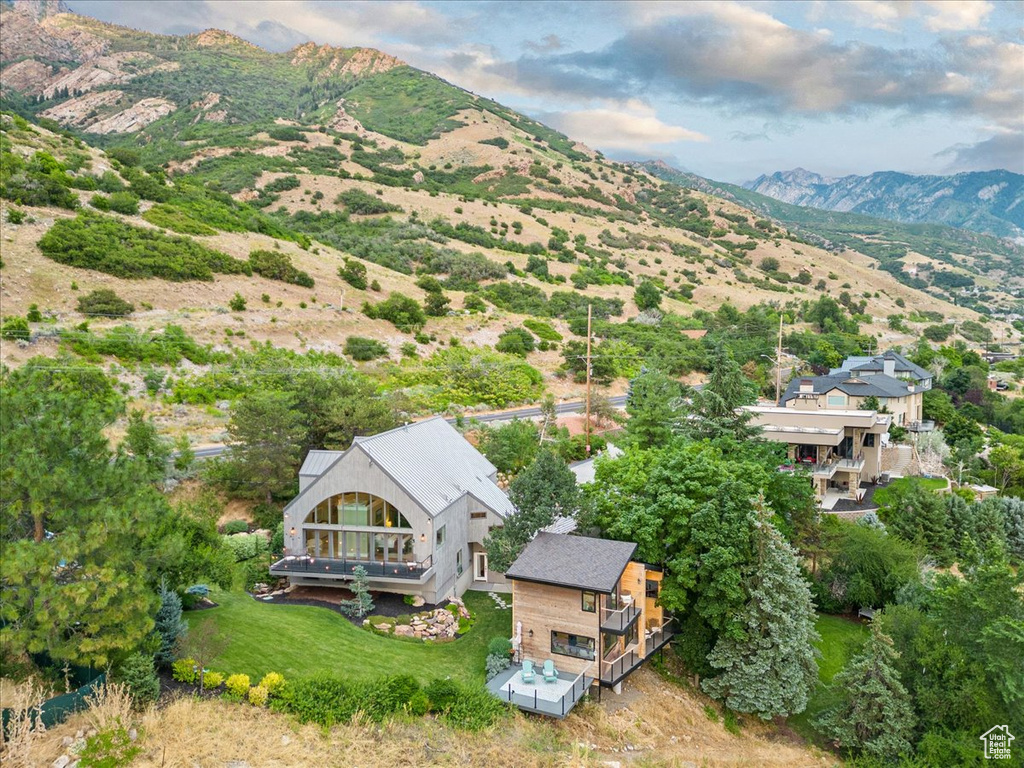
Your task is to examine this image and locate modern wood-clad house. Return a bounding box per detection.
[270,417,514,603]
[487,533,673,717]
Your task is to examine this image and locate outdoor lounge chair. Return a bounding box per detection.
[521,659,535,683]
[542,659,558,682]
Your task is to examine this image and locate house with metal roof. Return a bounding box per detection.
[486,533,673,717]
[272,417,514,603]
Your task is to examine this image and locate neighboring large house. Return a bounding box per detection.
[486,533,673,717]
[780,351,932,429]
[745,405,890,503]
[270,417,514,603]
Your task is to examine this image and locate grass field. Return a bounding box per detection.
[185,588,510,684]
[789,614,870,742]
[874,475,949,508]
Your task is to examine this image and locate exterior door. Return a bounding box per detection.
[474,552,488,581]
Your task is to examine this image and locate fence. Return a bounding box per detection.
[1,656,106,735]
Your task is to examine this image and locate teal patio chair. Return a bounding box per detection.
[542,659,558,683]
[521,659,535,683]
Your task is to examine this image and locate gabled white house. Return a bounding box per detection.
[272,417,514,603]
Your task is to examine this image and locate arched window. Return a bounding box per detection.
[304,492,411,529]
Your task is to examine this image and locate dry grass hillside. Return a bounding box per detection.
[8,669,838,768]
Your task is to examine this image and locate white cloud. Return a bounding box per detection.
[920,0,993,31]
[542,103,708,153]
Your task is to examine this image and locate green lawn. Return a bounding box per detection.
[874,476,948,507]
[185,589,510,684]
[789,614,870,741]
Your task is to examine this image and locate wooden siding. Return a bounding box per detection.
[512,580,600,677]
[643,569,664,632]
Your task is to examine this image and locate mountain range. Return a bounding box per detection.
[744,167,1024,242]
[0,0,1020,409]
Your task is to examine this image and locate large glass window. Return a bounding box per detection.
[552,631,595,661]
[305,493,411,529]
[581,591,596,613]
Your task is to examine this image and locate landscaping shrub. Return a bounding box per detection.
[345,335,388,361]
[76,289,135,317]
[424,677,460,713]
[248,249,314,287]
[485,654,510,681]
[275,674,358,727]
[225,673,251,699]
[112,652,160,705]
[487,636,512,656]
[441,682,510,731]
[172,657,198,684]
[248,684,270,707]
[359,674,421,722]
[222,532,269,562]
[203,670,224,689]
[38,213,250,281]
[259,672,287,697]
[407,689,430,716]
[240,553,275,591]
[222,519,248,535]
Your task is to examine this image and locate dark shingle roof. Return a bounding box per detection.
[834,351,932,382]
[781,372,912,404]
[505,532,637,593]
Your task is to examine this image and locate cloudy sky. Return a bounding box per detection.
[67,0,1024,182]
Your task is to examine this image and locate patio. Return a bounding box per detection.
[486,663,595,718]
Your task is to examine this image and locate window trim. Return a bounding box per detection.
[436,524,447,548]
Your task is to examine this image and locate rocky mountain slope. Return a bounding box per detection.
[1,0,1018,443]
[744,167,1024,242]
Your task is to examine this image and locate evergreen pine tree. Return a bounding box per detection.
[339,565,374,618]
[702,499,820,719]
[813,622,917,759]
[153,580,187,667]
[676,344,759,442]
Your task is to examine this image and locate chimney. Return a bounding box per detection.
[883,358,896,377]
[799,379,814,393]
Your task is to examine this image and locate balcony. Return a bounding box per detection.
[907,420,935,433]
[599,621,676,687]
[600,599,641,634]
[837,455,865,472]
[809,460,839,479]
[269,554,434,581]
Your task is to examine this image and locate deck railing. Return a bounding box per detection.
[500,662,594,718]
[600,600,641,633]
[269,554,433,580]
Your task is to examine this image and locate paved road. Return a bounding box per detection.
[185,395,630,460]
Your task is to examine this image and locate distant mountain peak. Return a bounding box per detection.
[744,168,1024,241]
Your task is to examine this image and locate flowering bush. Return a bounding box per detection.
[225,673,251,698]
[259,672,286,697]
[248,684,269,707]
[171,658,198,684]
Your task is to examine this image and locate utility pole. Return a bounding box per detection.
[776,313,783,405]
[585,303,592,457]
